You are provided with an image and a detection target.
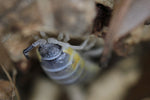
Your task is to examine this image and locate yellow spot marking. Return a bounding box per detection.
[63,47,85,69]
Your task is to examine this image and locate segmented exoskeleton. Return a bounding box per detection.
[23,37,101,85]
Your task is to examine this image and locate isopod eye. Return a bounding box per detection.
[38,43,62,60]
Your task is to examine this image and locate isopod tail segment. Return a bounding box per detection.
[23,37,90,59]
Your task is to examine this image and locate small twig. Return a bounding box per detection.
[0,64,21,100]
[100,0,134,67]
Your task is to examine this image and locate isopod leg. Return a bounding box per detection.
[57,33,70,42]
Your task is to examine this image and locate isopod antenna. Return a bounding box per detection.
[23,39,47,59]
[23,45,34,59]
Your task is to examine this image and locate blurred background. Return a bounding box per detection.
[0,0,150,100]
